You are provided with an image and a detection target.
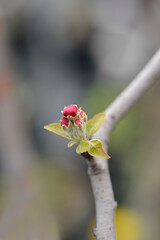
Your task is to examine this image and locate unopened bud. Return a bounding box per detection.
[80,110,87,122]
[75,118,82,125]
[80,111,84,118]
[60,117,69,127]
[62,105,78,117]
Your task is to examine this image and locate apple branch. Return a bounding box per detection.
[88,49,160,240]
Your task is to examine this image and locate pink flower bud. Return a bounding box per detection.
[61,117,69,127]
[62,105,78,117]
[80,110,87,122]
[75,118,82,125]
[80,111,84,118]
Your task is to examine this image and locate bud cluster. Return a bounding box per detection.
[44,105,109,159]
[60,104,88,141]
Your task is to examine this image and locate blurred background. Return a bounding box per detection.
[0,0,160,239]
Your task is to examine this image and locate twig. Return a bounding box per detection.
[88,49,160,240]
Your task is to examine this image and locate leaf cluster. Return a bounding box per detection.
[44,113,110,159]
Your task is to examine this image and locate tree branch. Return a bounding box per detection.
[88,49,160,240]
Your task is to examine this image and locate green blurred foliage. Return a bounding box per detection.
[30,160,91,238]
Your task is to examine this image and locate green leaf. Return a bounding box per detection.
[76,140,90,154]
[68,141,76,148]
[44,123,71,139]
[86,112,106,135]
[88,139,110,159]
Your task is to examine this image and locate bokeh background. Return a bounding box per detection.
[0,0,160,239]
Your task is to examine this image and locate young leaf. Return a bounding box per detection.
[88,139,110,159]
[44,123,71,139]
[86,112,106,135]
[68,141,76,148]
[76,140,90,154]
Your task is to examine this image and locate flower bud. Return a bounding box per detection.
[80,111,84,118]
[80,110,87,122]
[62,105,78,117]
[75,118,82,125]
[60,117,69,127]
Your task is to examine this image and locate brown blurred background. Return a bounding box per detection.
[0,0,160,239]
